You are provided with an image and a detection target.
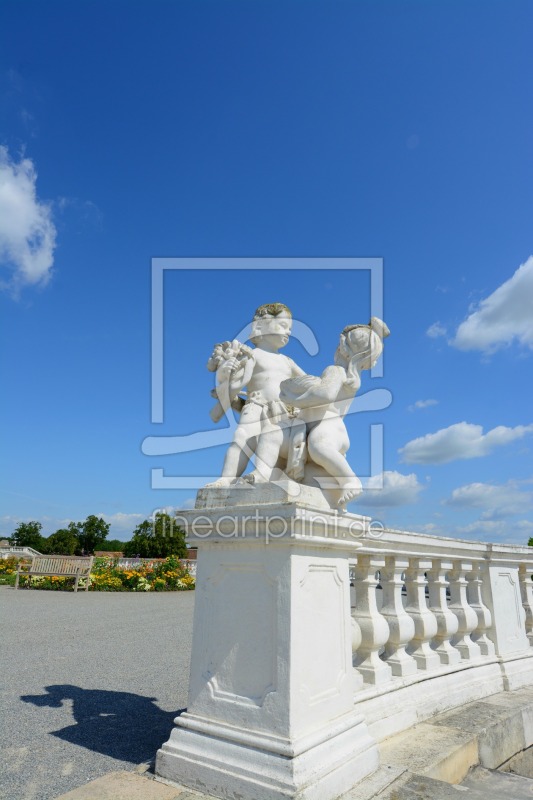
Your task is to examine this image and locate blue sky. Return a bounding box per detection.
[1,0,532,542]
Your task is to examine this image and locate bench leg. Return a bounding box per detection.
[74,572,80,592]
[15,570,20,590]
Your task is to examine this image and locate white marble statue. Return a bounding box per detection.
[206,305,389,507]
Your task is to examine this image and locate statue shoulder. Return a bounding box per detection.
[285,356,305,376]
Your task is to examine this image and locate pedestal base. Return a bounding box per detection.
[156,711,378,800]
[156,501,375,800]
[499,652,533,691]
[195,480,332,511]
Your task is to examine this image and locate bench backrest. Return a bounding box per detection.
[30,556,94,574]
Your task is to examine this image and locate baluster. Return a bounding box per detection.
[349,560,364,690]
[352,555,392,685]
[351,615,364,692]
[467,562,495,656]
[519,563,533,647]
[427,560,461,665]
[380,556,417,676]
[448,560,481,660]
[349,559,357,609]
[404,558,440,670]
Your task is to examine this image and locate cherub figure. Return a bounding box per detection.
[207,303,305,487]
[251,317,390,506]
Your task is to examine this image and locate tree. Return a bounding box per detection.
[94,539,127,552]
[44,528,79,555]
[10,521,45,551]
[71,515,110,555]
[123,521,152,557]
[123,513,187,558]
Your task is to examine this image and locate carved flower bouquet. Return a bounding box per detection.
[207,340,253,422]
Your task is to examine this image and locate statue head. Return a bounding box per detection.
[335,317,390,376]
[250,302,293,348]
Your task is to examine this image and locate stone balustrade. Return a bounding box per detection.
[156,499,533,800]
[0,545,42,559]
[349,527,533,742]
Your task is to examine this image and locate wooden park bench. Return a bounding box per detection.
[15,555,94,592]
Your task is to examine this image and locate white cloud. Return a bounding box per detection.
[355,471,423,507]
[413,523,442,534]
[451,256,533,353]
[180,497,196,510]
[0,515,25,537]
[0,514,73,538]
[400,421,533,464]
[408,399,439,412]
[0,509,191,541]
[456,518,533,542]
[0,146,56,291]
[56,196,103,232]
[427,322,447,338]
[97,512,146,534]
[445,479,533,519]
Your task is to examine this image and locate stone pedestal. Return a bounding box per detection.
[484,550,533,690]
[155,492,379,800]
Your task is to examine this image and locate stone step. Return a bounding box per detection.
[355,687,533,799]
[462,766,533,798]
[391,767,533,800]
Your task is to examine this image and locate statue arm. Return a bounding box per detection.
[280,366,346,408]
[227,354,255,396]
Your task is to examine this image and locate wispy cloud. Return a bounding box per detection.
[0,512,148,540]
[97,512,146,534]
[408,399,439,412]
[445,479,533,519]
[0,146,56,292]
[409,522,445,535]
[400,421,533,464]
[451,256,533,354]
[355,470,423,507]
[456,518,533,542]
[0,514,72,538]
[180,498,196,510]
[426,321,447,339]
[56,196,103,233]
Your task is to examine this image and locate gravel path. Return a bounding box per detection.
[0,587,195,800]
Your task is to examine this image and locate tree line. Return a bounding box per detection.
[7,513,188,558]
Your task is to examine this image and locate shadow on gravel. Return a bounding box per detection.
[21,685,183,763]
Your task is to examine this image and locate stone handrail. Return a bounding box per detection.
[349,526,533,741]
[0,545,42,558]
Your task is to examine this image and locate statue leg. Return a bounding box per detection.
[307,432,362,506]
[213,405,262,485]
[221,441,255,480]
[245,424,285,483]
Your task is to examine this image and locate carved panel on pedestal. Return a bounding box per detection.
[496,571,524,645]
[201,563,277,707]
[490,568,529,654]
[299,563,347,705]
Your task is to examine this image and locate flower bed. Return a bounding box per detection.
[2,555,195,592]
[0,556,19,586]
